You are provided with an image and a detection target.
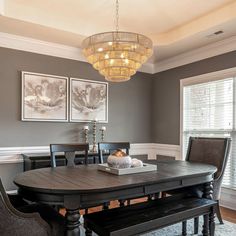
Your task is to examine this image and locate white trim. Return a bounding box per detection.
[0,32,236,74]
[0,32,152,74]
[220,187,236,210]
[0,143,181,164]
[0,0,4,15]
[179,67,236,158]
[0,32,86,61]
[154,36,236,73]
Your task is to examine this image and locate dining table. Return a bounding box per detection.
[14,160,217,236]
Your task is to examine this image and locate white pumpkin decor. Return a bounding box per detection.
[107,149,132,169]
[131,158,143,168]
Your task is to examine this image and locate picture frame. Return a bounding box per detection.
[70,78,108,123]
[21,71,69,122]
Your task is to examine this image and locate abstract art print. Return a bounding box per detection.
[70,78,108,122]
[21,71,68,121]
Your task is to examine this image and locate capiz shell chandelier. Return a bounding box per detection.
[82,0,153,82]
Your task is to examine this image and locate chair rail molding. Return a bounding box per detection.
[0,143,181,164]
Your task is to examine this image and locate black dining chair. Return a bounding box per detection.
[0,178,65,236]
[50,143,89,167]
[98,142,131,207]
[163,137,231,235]
[98,142,130,164]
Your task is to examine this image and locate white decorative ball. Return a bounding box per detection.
[131,158,143,168]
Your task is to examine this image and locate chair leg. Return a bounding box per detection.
[216,201,224,224]
[194,217,199,234]
[182,221,187,236]
[209,207,216,236]
[202,214,210,236]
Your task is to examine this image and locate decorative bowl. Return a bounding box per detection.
[107,149,132,169]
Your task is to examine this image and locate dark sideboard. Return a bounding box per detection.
[22,152,106,171]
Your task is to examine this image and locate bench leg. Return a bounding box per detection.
[119,199,126,207]
[103,202,109,210]
[85,228,92,236]
[182,221,187,236]
[202,214,210,236]
[194,217,199,234]
[209,208,216,236]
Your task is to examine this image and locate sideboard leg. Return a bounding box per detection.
[65,208,81,236]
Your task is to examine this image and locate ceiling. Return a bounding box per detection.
[0,0,236,63]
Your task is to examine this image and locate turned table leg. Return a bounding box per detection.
[65,208,81,236]
[202,181,214,236]
[202,181,213,200]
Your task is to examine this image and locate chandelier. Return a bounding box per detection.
[82,0,153,82]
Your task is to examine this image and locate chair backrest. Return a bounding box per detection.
[186,137,231,179]
[98,142,130,164]
[186,137,231,199]
[0,179,50,236]
[50,143,89,167]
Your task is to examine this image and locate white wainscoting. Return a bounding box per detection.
[0,143,181,164]
[1,143,235,211]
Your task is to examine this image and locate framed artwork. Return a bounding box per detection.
[70,78,108,123]
[21,71,68,122]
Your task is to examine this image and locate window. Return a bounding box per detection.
[182,74,236,190]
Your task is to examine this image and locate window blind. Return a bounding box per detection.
[182,77,236,190]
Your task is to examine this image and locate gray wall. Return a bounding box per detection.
[152,50,236,145]
[0,47,153,147]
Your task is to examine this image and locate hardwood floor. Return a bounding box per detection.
[60,199,236,224]
[221,206,236,223]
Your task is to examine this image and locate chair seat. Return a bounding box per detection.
[17,203,65,236]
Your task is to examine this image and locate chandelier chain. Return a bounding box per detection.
[115,0,119,32]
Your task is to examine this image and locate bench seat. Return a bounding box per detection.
[84,196,216,236]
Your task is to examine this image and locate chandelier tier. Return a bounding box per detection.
[82,0,153,82]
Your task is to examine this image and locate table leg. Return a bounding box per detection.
[202,181,213,200]
[65,208,81,236]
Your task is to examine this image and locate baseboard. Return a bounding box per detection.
[220,187,236,211]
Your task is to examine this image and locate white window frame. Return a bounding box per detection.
[180,67,236,159]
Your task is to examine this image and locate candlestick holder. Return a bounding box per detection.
[100,126,106,142]
[83,126,89,143]
[92,120,97,153]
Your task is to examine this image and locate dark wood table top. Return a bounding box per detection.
[14,160,217,194]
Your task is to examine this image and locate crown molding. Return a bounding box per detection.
[0,32,153,74]
[153,36,236,73]
[0,0,4,15]
[0,32,86,62]
[0,32,236,74]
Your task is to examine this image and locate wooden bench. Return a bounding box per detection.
[84,196,217,236]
